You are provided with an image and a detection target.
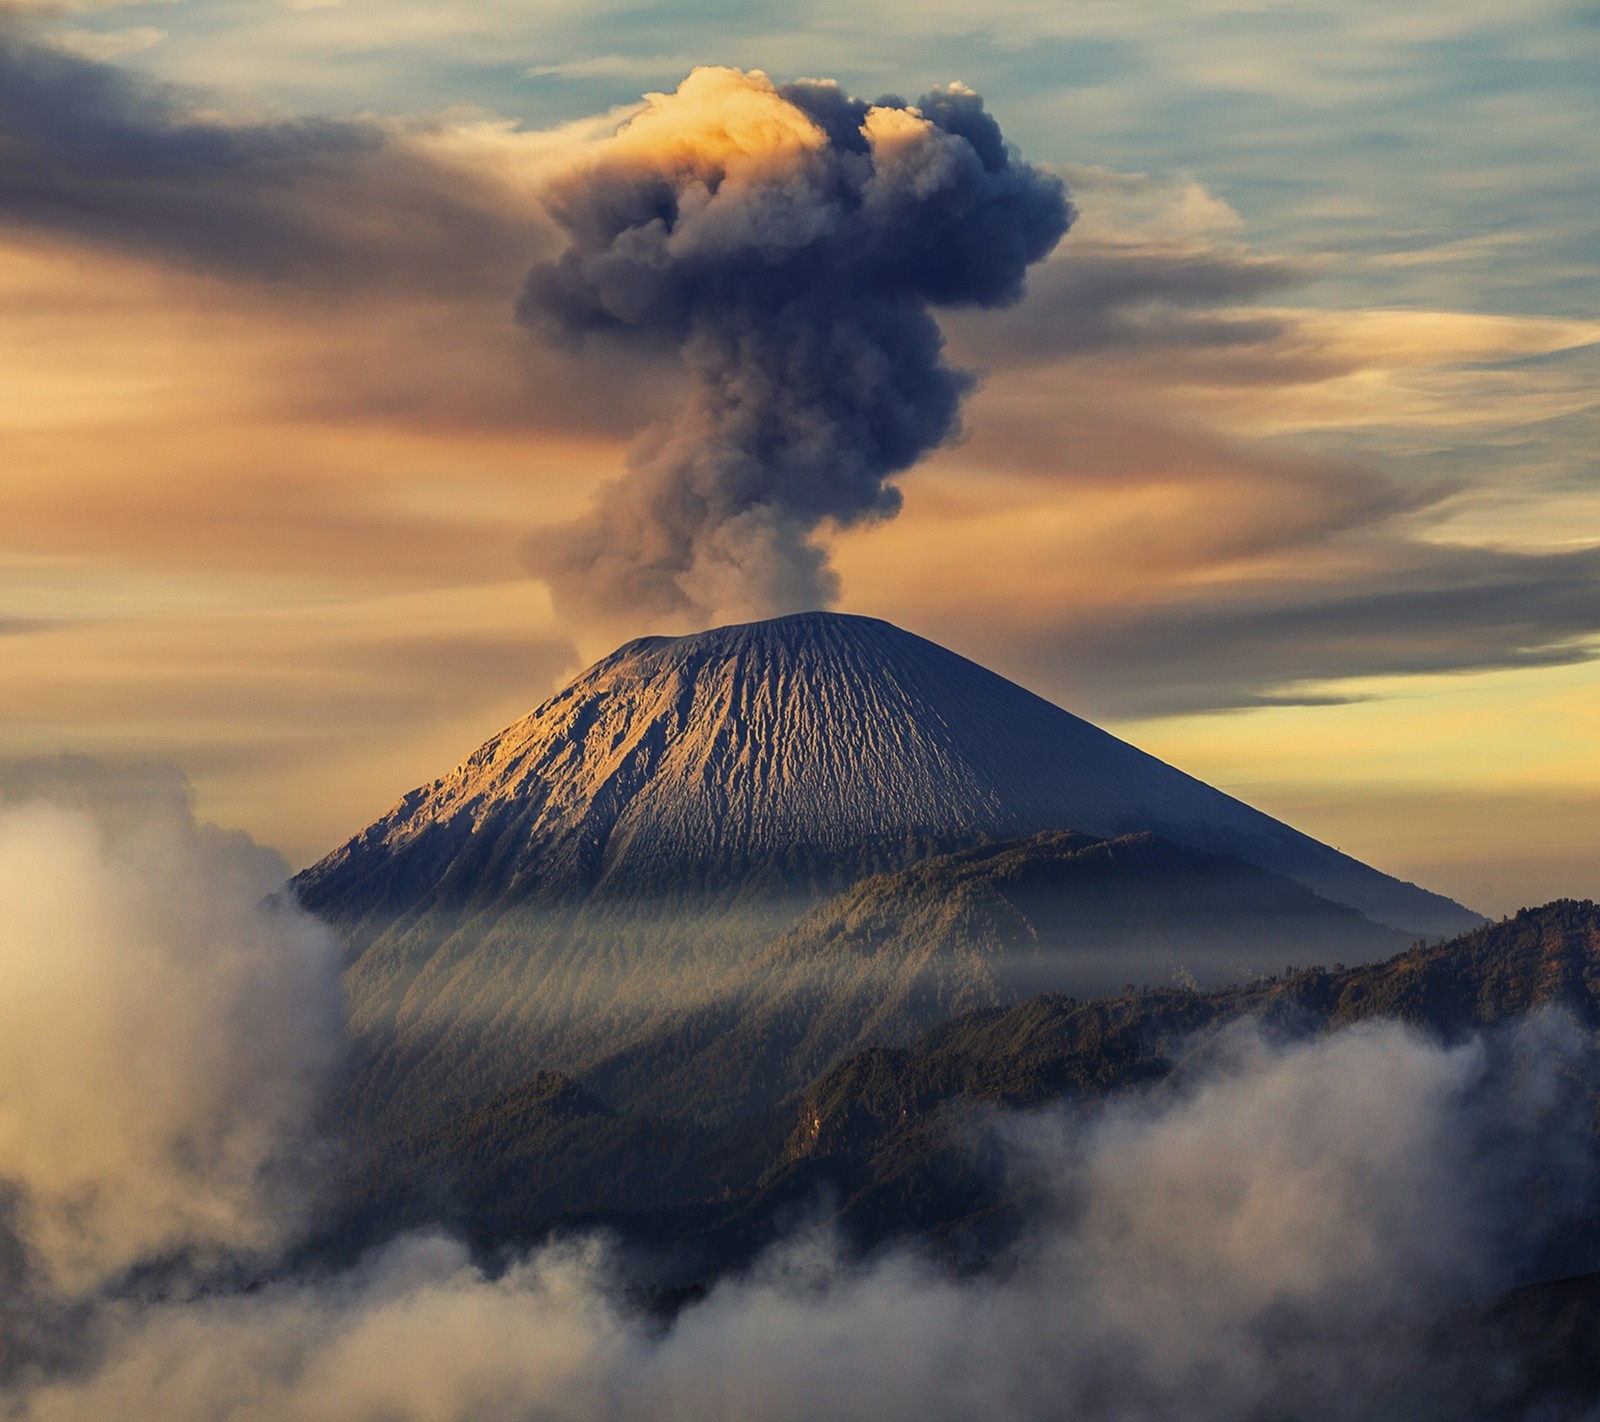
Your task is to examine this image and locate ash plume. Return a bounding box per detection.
[517,67,1071,629]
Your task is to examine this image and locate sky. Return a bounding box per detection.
[0,0,1596,916]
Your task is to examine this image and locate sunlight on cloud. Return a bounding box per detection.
[525,54,707,81]
[1185,309,1600,436]
[1370,232,1532,268]
[0,30,1592,905]
[1059,163,1247,241]
[0,28,1594,1410]
[0,0,175,11]
[515,66,1068,637]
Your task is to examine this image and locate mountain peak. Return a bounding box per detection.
[591,610,952,690]
[297,612,1477,938]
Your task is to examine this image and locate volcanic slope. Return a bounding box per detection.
[294,611,1478,1127]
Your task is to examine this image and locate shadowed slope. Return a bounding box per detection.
[784,900,1600,1195]
[327,902,1600,1309]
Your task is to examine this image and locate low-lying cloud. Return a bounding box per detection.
[0,775,1590,1421]
[517,67,1071,632]
[0,759,343,1296]
[10,1018,1594,1419]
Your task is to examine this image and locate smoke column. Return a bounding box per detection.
[517,67,1071,628]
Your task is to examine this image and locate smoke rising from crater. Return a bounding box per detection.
[517,67,1071,629]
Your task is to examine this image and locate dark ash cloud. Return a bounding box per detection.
[0,32,541,291]
[516,67,1071,628]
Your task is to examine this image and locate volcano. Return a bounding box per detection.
[300,611,1471,931]
[294,612,1479,1127]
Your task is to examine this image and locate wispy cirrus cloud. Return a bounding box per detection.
[49,23,162,58]
[839,163,1600,719]
[995,545,1600,717]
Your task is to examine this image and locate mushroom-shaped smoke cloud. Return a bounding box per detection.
[518,67,1071,629]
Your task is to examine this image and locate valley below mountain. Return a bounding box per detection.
[325,898,1600,1272]
[314,898,1600,1421]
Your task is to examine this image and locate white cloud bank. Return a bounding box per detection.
[0,759,344,1294]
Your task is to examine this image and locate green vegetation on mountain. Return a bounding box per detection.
[779,899,1600,1221]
